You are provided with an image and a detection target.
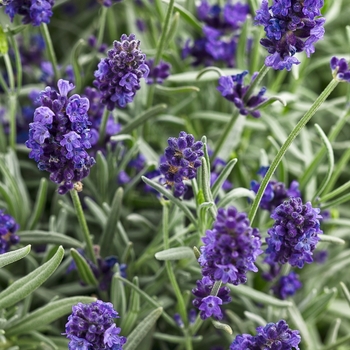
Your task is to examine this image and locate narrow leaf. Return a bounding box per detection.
[212,320,233,334]
[155,85,200,94]
[0,245,31,269]
[28,178,48,230]
[319,235,345,245]
[155,247,194,261]
[70,248,98,286]
[19,231,83,248]
[217,188,256,208]
[211,158,237,198]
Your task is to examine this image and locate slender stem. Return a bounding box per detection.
[3,54,15,91]
[97,6,108,46]
[243,64,270,103]
[0,71,9,94]
[210,280,222,296]
[211,109,239,161]
[8,94,17,150]
[70,189,97,265]
[320,180,350,203]
[248,78,339,225]
[7,32,22,91]
[98,107,109,144]
[41,23,59,82]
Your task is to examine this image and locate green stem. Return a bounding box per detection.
[210,281,222,296]
[248,78,339,225]
[7,33,22,91]
[162,202,188,327]
[320,180,350,203]
[97,6,108,46]
[3,54,15,91]
[70,189,97,265]
[211,109,239,161]
[41,23,59,82]
[98,107,109,143]
[8,94,16,150]
[0,72,9,94]
[243,64,270,103]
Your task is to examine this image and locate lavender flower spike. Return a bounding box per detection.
[217,71,267,118]
[272,271,302,300]
[94,34,149,110]
[0,210,20,254]
[330,57,350,82]
[64,300,127,349]
[255,0,325,70]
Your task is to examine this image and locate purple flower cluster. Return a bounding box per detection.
[199,207,262,285]
[255,0,325,70]
[192,276,231,320]
[94,34,149,110]
[4,0,55,26]
[265,197,323,269]
[145,59,171,85]
[159,131,203,198]
[272,271,302,300]
[217,71,267,118]
[230,319,301,349]
[330,57,350,82]
[25,80,96,195]
[65,300,126,349]
[0,210,20,254]
[100,0,122,7]
[182,1,249,67]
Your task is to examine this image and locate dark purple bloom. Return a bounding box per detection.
[313,250,328,264]
[159,131,203,198]
[145,59,171,84]
[25,80,96,195]
[330,57,350,82]
[199,207,262,285]
[265,197,323,269]
[4,0,55,26]
[64,300,127,349]
[272,271,302,299]
[255,0,325,70]
[0,210,20,254]
[174,313,184,328]
[217,71,267,118]
[93,34,149,110]
[199,296,223,320]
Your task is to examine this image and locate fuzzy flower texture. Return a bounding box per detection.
[94,34,149,110]
[255,0,325,70]
[4,0,55,26]
[230,319,301,350]
[65,300,126,350]
[330,57,350,82]
[0,210,20,254]
[26,79,96,194]
[159,132,203,198]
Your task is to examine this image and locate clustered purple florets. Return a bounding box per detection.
[272,271,302,300]
[25,79,96,194]
[330,57,350,82]
[4,0,55,26]
[65,300,126,350]
[199,207,263,285]
[94,34,149,110]
[145,59,171,85]
[255,0,325,70]
[183,1,249,67]
[230,319,301,350]
[159,131,203,198]
[0,210,20,254]
[217,71,267,118]
[265,197,323,270]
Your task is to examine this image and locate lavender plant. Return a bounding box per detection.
[1,0,350,350]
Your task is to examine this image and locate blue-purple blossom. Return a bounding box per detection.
[330,57,350,82]
[255,0,325,70]
[93,34,149,110]
[183,1,249,67]
[230,319,301,350]
[199,207,262,285]
[0,210,20,254]
[272,271,302,299]
[145,59,171,84]
[192,276,231,320]
[159,131,203,198]
[64,300,127,349]
[265,197,323,269]
[25,80,96,195]
[217,71,267,118]
[4,0,55,26]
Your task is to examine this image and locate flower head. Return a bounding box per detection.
[217,72,267,118]
[330,57,350,82]
[93,34,149,110]
[265,197,323,269]
[25,79,96,195]
[64,300,127,350]
[272,271,302,299]
[255,0,325,70]
[145,59,171,84]
[159,131,203,198]
[199,207,262,285]
[0,210,20,254]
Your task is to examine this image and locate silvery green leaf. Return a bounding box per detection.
[212,320,233,334]
[155,247,194,261]
[27,178,48,230]
[0,245,31,269]
[19,231,83,248]
[70,248,98,287]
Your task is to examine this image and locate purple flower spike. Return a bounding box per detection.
[255,0,325,70]
[199,207,262,285]
[93,34,149,110]
[26,80,96,195]
[0,210,20,254]
[330,57,350,82]
[230,319,301,350]
[217,72,267,118]
[159,131,203,198]
[199,295,223,320]
[64,300,127,349]
[145,59,171,84]
[265,197,323,269]
[272,271,302,300]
